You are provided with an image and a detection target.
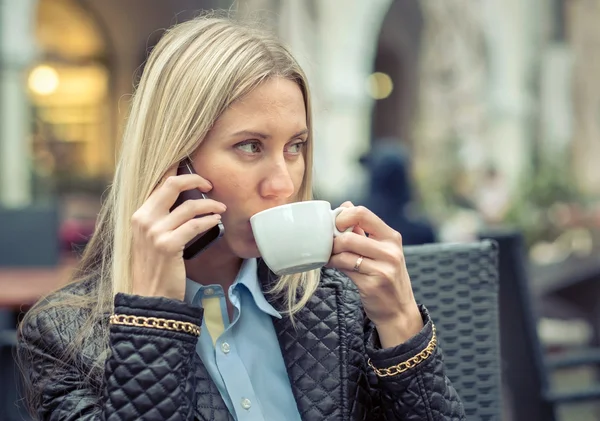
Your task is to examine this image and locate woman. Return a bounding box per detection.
[17,15,466,421]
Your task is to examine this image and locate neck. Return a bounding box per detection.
[184,241,243,289]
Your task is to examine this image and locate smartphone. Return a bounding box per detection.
[170,158,225,259]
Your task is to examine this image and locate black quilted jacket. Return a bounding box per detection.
[18,262,465,421]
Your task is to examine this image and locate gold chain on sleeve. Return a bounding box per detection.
[109,314,201,337]
[368,324,437,377]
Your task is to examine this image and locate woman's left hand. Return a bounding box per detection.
[326,202,424,349]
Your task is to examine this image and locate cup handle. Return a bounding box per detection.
[331,207,354,237]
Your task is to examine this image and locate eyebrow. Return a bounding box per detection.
[231,129,309,140]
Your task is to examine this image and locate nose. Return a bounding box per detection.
[259,158,295,201]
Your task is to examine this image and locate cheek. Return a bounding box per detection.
[211,178,244,207]
[212,175,258,224]
[198,161,245,202]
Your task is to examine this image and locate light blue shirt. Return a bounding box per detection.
[184,258,302,421]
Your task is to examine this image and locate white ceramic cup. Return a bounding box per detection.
[250,200,347,275]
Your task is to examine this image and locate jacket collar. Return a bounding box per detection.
[257,258,279,290]
[258,260,347,420]
[193,260,347,421]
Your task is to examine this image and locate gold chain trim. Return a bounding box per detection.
[109,314,201,337]
[368,324,437,377]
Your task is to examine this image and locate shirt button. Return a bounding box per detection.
[241,398,251,410]
[221,342,230,354]
[204,288,214,296]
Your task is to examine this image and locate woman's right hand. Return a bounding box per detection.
[131,166,226,300]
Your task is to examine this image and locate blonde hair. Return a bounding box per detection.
[112,15,319,312]
[19,13,320,406]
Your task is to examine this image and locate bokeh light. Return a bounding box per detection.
[366,72,393,100]
[28,64,60,96]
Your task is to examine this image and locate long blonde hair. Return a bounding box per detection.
[19,12,320,399]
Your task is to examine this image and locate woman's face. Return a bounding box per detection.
[191,77,308,258]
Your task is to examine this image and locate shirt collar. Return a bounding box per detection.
[184,276,203,306]
[184,258,281,319]
[236,258,281,319]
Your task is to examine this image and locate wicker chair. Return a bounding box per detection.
[405,240,501,421]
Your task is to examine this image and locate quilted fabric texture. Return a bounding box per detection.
[270,268,466,421]
[18,293,203,421]
[405,241,501,421]
[17,253,474,421]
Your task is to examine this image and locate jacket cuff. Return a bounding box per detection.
[113,293,203,327]
[366,304,434,369]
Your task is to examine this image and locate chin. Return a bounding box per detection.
[224,236,261,259]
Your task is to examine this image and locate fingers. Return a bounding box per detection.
[326,251,375,275]
[152,214,223,255]
[335,205,391,240]
[157,199,226,232]
[131,171,219,236]
[148,173,213,212]
[332,232,399,261]
[170,214,222,251]
[337,202,366,236]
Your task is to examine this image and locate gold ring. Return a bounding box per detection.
[353,255,364,273]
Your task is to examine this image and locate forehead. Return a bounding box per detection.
[214,77,307,131]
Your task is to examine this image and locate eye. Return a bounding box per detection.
[286,141,307,154]
[236,141,262,154]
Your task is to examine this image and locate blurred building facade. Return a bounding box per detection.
[235,0,425,203]
[235,0,600,211]
[1,0,600,250]
[2,0,410,206]
[0,0,227,208]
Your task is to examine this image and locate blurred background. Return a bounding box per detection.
[1,0,600,420]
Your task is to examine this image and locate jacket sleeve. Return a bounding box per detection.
[365,305,466,421]
[17,293,203,421]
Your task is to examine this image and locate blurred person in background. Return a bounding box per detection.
[360,141,436,245]
[16,13,464,421]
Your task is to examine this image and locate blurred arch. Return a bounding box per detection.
[371,0,424,146]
